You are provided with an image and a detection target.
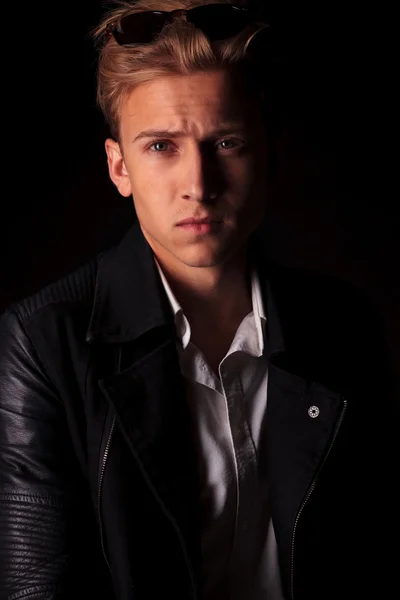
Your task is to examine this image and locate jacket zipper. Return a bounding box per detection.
[289,397,348,600]
[97,413,116,574]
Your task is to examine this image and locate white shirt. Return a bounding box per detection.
[154,257,284,600]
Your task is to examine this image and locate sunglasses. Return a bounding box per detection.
[107,4,256,45]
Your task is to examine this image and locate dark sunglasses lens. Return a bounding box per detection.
[189,5,249,41]
[114,12,167,45]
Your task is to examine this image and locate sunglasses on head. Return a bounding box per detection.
[107,4,256,45]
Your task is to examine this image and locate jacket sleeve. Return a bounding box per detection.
[0,308,85,600]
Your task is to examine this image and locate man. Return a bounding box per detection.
[0,1,395,599]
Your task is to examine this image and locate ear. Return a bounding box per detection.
[105,139,132,197]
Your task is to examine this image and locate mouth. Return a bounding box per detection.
[176,217,222,226]
[176,220,224,234]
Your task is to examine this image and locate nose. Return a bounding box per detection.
[181,143,222,202]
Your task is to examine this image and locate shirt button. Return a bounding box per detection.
[308,405,320,418]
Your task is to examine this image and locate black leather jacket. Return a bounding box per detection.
[0,222,396,600]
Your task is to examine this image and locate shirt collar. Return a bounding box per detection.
[153,256,267,355]
[251,266,267,354]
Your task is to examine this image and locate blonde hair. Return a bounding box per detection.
[92,0,270,140]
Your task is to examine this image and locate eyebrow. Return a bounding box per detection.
[132,126,244,143]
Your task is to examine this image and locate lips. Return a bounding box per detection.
[177,217,221,226]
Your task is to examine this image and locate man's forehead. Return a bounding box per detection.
[123,101,256,143]
[123,71,256,123]
[125,96,246,122]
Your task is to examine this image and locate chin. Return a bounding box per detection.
[176,245,234,269]
[184,259,222,268]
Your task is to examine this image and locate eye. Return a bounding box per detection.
[148,140,172,153]
[217,138,242,151]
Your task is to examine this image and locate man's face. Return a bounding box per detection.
[106,69,268,270]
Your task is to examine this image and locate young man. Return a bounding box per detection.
[0,1,394,599]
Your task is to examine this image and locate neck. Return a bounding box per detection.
[156,248,253,330]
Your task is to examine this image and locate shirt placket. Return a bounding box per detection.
[221,361,259,599]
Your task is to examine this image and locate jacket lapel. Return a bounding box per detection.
[264,359,343,596]
[98,331,201,567]
[258,260,345,596]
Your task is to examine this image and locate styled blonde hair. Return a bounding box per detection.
[92,0,270,140]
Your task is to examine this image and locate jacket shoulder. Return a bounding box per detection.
[4,255,103,325]
[267,260,378,325]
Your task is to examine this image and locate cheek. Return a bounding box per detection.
[127,164,161,201]
[129,172,173,225]
[129,155,175,190]
[227,156,266,197]
[231,159,267,219]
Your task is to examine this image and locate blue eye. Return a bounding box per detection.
[149,141,170,152]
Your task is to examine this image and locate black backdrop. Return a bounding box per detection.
[2,2,398,404]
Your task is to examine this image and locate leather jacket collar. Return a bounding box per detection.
[85,219,285,359]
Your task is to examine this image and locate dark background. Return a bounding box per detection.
[2,2,398,405]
